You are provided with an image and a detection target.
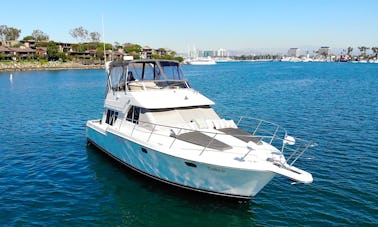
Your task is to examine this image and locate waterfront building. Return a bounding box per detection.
[0,46,35,60]
[20,40,37,49]
[216,48,227,57]
[203,50,215,57]
[0,40,19,47]
[318,46,331,56]
[141,46,152,59]
[288,48,300,57]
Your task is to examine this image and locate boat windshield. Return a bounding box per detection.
[108,60,189,92]
[108,63,127,91]
[127,60,184,81]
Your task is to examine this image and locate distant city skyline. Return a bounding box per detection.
[1,0,377,53]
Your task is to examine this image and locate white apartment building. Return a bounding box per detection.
[288,48,300,57]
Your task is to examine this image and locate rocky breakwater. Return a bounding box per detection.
[0,61,104,72]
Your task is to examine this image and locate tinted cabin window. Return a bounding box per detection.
[105,110,118,125]
[112,112,118,125]
[126,106,142,124]
[126,108,133,122]
[106,110,111,124]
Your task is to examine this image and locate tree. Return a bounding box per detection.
[175,56,184,62]
[7,27,21,40]
[89,32,100,43]
[0,25,7,41]
[32,29,49,41]
[347,47,353,55]
[104,43,112,50]
[69,26,89,43]
[124,43,142,54]
[358,46,369,58]
[47,41,60,60]
[35,42,49,47]
[23,35,34,41]
[96,43,112,51]
[12,42,21,48]
[96,47,104,60]
[114,42,122,49]
[371,47,378,58]
[57,52,67,62]
[0,26,21,41]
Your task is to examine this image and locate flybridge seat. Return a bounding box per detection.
[127,80,189,91]
[128,81,160,90]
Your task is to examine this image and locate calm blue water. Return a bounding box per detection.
[0,62,377,226]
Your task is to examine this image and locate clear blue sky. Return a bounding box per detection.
[1,0,377,53]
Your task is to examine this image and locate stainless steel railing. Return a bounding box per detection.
[119,116,316,165]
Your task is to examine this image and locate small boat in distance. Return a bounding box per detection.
[86,58,316,199]
[186,56,216,65]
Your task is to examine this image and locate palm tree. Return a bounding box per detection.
[358,46,370,59]
[371,47,378,59]
[347,47,353,55]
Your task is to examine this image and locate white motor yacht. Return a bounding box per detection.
[186,56,216,65]
[86,58,315,199]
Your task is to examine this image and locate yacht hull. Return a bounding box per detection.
[86,123,276,199]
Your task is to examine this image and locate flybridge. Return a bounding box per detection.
[107,59,190,92]
[105,59,214,109]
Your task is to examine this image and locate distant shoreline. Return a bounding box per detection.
[0,61,104,73]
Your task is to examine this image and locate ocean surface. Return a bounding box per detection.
[0,62,377,226]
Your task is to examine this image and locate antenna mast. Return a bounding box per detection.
[102,16,106,63]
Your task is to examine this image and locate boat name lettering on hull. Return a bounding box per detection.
[207,166,225,172]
